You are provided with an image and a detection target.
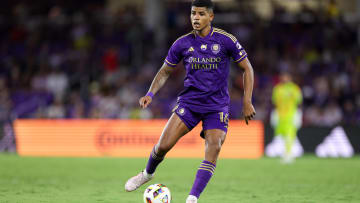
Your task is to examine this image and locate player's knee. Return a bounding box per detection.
[206,138,222,154]
[213,143,222,154]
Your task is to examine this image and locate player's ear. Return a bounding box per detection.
[208,10,214,22]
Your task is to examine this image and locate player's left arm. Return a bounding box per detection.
[237,58,256,125]
[295,85,303,106]
[226,35,255,124]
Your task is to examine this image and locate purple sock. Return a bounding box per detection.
[189,160,216,199]
[145,146,164,174]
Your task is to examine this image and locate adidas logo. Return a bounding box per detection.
[315,126,354,158]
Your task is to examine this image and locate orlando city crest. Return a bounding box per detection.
[211,44,220,54]
[201,44,207,51]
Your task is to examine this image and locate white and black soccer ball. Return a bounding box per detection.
[143,183,171,203]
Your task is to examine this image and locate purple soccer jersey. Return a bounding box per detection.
[165,27,248,113]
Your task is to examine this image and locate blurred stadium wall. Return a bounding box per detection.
[0,0,359,156]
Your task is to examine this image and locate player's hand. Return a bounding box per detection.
[139,96,152,109]
[243,101,256,125]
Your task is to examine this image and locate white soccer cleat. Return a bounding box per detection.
[186,195,198,203]
[125,171,153,192]
[281,154,294,164]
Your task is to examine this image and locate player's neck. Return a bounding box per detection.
[196,25,212,38]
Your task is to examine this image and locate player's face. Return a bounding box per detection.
[280,73,291,83]
[191,6,214,31]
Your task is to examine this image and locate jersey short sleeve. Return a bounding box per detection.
[165,39,183,67]
[225,36,248,63]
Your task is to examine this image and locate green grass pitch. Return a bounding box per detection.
[0,154,359,203]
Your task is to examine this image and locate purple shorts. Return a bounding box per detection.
[173,103,229,135]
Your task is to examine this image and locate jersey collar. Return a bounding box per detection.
[194,26,213,40]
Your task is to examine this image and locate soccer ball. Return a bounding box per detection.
[143,183,171,203]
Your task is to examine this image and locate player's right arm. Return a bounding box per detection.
[140,35,185,109]
[272,85,279,106]
[139,63,176,109]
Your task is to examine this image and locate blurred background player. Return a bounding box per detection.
[269,72,303,163]
[125,0,256,202]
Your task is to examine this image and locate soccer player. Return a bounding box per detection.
[125,0,256,202]
[271,72,303,163]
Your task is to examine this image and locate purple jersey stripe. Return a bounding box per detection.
[235,54,248,63]
[165,59,177,67]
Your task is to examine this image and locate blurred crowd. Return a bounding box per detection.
[0,0,359,127]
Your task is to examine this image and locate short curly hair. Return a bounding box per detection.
[191,0,214,10]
